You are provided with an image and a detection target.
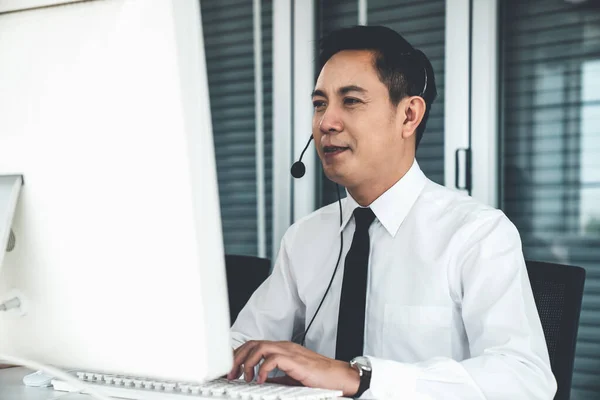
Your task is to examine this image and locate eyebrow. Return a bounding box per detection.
[311,85,368,98]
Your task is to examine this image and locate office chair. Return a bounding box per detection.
[224,254,271,325]
[526,260,586,400]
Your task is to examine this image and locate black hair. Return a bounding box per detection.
[318,25,437,149]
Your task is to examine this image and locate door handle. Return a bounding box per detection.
[455,148,472,192]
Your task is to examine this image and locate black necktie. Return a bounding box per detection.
[335,207,376,362]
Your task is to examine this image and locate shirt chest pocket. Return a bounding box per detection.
[382,304,452,362]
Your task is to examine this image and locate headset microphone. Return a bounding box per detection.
[289,132,344,348]
[290,135,314,179]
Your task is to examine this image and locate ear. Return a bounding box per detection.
[399,96,426,140]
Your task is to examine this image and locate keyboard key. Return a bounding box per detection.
[164,383,176,392]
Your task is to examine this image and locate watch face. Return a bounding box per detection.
[351,356,372,371]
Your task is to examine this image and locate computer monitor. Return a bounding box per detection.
[0,0,233,384]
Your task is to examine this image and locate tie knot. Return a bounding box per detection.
[353,207,376,231]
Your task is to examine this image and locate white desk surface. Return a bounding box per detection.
[1,367,352,400]
[0,367,89,400]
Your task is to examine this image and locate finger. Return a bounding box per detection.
[265,376,302,386]
[227,364,242,381]
[233,342,251,357]
[257,355,295,384]
[242,360,255,382]
[242,343,269,382]
[227,341,259,380]
[243,343,289,382]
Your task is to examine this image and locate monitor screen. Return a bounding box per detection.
[0,0,232,383]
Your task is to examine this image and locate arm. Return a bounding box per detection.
[363,212,556,400]
[230,228,305,349]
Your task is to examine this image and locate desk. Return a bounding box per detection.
[1,368,350,400]
[0,367,89,400]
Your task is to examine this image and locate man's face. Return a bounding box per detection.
[312,50,411,191]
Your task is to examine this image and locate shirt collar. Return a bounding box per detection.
[338,159,427,237]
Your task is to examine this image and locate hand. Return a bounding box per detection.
[226,340,360,397]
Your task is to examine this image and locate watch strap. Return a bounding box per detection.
[355,368,371,398]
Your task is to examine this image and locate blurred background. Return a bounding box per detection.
[199,0,600,398]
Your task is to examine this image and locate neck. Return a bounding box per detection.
[347,158,414,207]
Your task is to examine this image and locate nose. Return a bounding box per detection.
[318,107,343,135]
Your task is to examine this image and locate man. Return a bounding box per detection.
[228,26,556,399]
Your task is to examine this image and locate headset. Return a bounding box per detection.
[291,140,344,346]
[289,58,428,347]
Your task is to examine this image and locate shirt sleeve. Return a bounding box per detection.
[362,212,557,400]
[230,228,304,350]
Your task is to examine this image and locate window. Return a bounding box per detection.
[500,1,600,397]
[201,0,273,258]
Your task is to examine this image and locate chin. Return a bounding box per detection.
[322,167,351,188]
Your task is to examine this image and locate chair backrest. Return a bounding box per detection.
[224,254,271,325]
[526,260,586,400]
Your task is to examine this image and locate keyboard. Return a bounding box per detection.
[51,371,344,400]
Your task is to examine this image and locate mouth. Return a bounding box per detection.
[323,145,350,156]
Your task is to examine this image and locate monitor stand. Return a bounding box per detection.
[0,175,27,316]
[0,175,22,272]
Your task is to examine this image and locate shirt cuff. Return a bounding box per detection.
[362,356,420,399]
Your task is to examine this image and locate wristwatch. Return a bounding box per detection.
[349,356,372,398]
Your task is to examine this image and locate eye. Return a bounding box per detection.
[344,97,361,106]
[313,100,327,109]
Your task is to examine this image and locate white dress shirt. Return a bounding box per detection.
[231,160,557,400]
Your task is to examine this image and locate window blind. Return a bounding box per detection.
[500,1,600,398]
[316,0,445,206]
[201,0,273,257]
